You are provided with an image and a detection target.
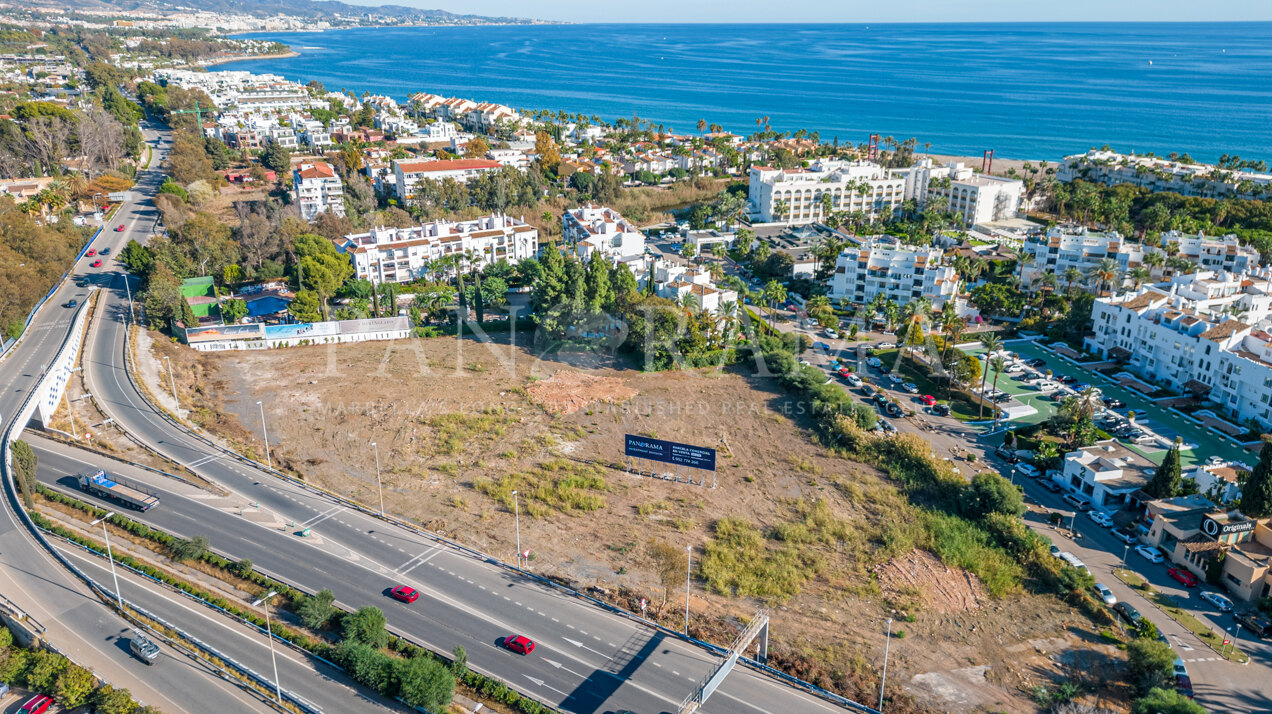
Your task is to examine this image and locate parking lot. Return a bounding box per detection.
[986,340,1259,469]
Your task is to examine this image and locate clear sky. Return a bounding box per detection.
[344,0,1272,24]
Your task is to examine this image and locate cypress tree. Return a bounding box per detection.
[1144,439,1182,499]
[1241,439,1272,518]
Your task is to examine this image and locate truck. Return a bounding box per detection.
[129,632,160,664]
[77,470,159,512]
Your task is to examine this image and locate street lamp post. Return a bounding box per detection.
[1010,466,1016,485]
[879,617,893,711]
[1231,623,1242,658]
[90,512,123,610]
[123,273,135,324]
[511,490,521,566]
[251,591,282,704]
[163,355,178,411]
[256,400,272,469]
[371,441,384,516]
[684,545,692,636]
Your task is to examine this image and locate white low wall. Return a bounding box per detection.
[33,293,94,427]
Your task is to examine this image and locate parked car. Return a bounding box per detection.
[878,418,897,433]
[1042,479,1064,493]
[900,382,918,394]
[1168,567,1199,587]
[886,374,903,386]
[1175,674,1194,699]
[931,404,951,417]
[873,393,890,407]
[1057,375,1077,384]
[866,357,883,368]
[846,374,863,388]
[1093,583,1117,606]
[877,342,896,349]
[1087,510,1114,527]
[1112,527,1138,545]
[1063,492,1093,511]
[1235,610,1272,638]
[824,329,839,339]
[1025,358,1046,367]
[992,393,1013,403]
[1016,463,1041,478]
[884,402,903,418]
[1103,398,1127,409]
[1200,590,1234,612]
[391,585,420,603]
[1135,545,1165,564]
[502,635,536,655]
[813,341,830,351]
[1113,602,1143,626]
[18,695,53,714]
[919,394,936,406]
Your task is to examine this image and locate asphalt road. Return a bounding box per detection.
[0,122,270,712]
[65,135,864,713]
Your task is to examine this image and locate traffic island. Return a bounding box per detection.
[1113,569,1248,663]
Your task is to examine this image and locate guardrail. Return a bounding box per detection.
[117,325,874,713]
[0,302,305,714]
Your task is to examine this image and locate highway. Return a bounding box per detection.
[0,121,270,712]
[53,127,865,712]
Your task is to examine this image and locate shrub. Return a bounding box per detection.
[24,649,68,693]
[396,654,455,710]
[232,558,253,578]
[170,535,209,562]
[1126,638,1174,695]
[54,663,96,708]
[1131,687,1207,714]
[91,684,137,714]
[342,606,389,649]
[298,588,338,630]
[0,647,27,685]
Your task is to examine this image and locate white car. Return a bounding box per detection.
[877,342,896,349]
[824,329,839,340]
[1111,528,1138,545]
[846,374,863,387]
[1093,583,1117,606]
[1015,463,1041,478]
[1135,545,1165,564]
[1087,510,1114,527]
[900,382,918,394]
[886,374,903,386]
[1199,590,1233,612]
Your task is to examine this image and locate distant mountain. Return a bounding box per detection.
[49,0,543,23]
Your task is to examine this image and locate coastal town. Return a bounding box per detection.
[0,6,1270,714]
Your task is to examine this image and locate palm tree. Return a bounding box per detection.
[900,297,931,370]
[1063,267,1083,297]
[679,291,699,313]
[1087,257,1120,295]
[977,333,1003,419]
[1016,251,1035,286]
[939,310,966,392]
[990,356,1008,429]
[718,300,738,341]
[1128,266,1152,289]
[763,280,787,321]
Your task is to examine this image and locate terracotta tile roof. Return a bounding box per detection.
[396,158,502,173]
[1120,292,1162,310]
[295,161,336,180]
[1200,319,1250,341]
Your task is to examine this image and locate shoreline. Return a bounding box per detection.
[200,50,301,68]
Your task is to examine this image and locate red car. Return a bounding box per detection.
[836,367,852,378]
[390,585,419,603]
[503,635,535,655]
[86,249,97,257]
[91,260,103,268]
[19,694,53,714]
[114,224,125,232]
[1168,567,1199,587]
[920,395,937,406]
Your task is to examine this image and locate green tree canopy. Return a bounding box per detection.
[342,606,388,649]
[1241,439,1272,518]
[1131,687,1207,714]
[1145,440,1183,499]
[1126,638,1175,696]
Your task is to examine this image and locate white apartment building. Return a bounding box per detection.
[651,262,738,315]
[562,205,648,266]
[896,158,1024,226]
[267,126,298,150]
[392,158,503,200]
[828,239,959,308]
[1156,230,1261,274]
[748,160,904,225]
[1021,227,1145,289]
[1185,462,1245,505]
[1059,150,1272,199]
[337,215,539,285]
[292,161,345,221]
[1060,441,1157,510]
[464,102,520,133]
[1086,274,1272,429]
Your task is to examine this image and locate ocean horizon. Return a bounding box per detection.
[221,22,1272,162]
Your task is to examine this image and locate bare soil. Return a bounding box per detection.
[144,332,1120,712]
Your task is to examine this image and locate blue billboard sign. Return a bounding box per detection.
[625,434,716,471]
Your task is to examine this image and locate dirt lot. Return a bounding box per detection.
[146,332,1124,712]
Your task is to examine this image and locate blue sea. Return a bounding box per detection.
[222,22,1272,161]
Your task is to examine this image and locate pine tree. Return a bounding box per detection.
[1241,439,1272,518]
[1144,440,1183,499]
